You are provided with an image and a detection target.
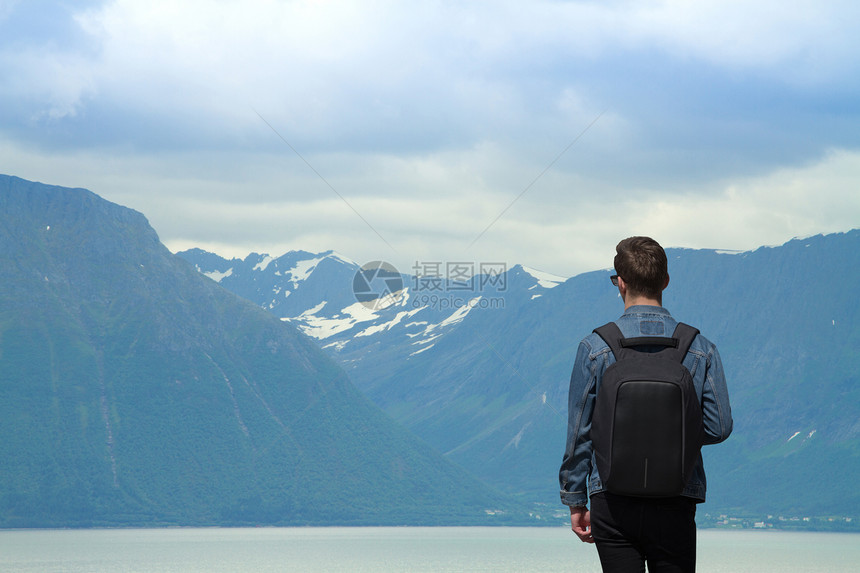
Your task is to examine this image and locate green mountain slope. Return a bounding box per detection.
[0,175,521,527]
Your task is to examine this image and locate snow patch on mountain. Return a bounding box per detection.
[328,251,358,266]
[356,307,425,338]
[287,255,326,286]
[505,423,531,450]
[203,267,233,282]
[425,297,481,333]
[521,266,566,288]
[412,333,443,346]
[299,301,327,316]
[286,301,380,340]
[409,344,435,357]
[254,255,274,271]
[322,339,348,351]
[405,321,429,335]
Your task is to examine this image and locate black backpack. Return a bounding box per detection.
[591,322,704,497]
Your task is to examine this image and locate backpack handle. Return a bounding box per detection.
[594,322,699,363]
[620,336,679,348]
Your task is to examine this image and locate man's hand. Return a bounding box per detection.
[570,506,594,543]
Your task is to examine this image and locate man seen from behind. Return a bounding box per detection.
[559,236,733,572]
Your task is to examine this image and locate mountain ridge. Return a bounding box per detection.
[0,174,525,527]
[179,229,860,521]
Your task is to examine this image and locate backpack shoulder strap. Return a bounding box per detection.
[593,322,628,360]
[594,321,700,363]
[666,322,700,363]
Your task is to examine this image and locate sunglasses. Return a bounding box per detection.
[610,274,621,287]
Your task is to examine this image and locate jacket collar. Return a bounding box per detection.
[621,304,670,317]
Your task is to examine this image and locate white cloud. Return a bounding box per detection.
[621,0,860,82]
[151,146,860,275]
[4,130,859,275]
[1,1,858,277]
[0,45,95,121]
[604,148,860,253]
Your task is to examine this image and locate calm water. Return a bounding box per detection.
[0,527,858,572]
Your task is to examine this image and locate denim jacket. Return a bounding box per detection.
[559,305,733,507]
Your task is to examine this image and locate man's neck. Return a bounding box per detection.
[623,295,662,310]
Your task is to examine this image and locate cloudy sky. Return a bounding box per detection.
[2,0,859,277]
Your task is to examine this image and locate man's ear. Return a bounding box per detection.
[662,274,670,291]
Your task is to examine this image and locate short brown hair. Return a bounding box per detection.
[613,236,668,299]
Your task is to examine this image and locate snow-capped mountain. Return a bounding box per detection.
[179,248,361,318]
[179,248,567,368]
[178,248,575,504]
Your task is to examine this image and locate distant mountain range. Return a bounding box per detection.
[0,174,525,527]
[179,230,860,522]
[3,173,856,529]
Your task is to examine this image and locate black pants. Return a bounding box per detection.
[590,492,698,573]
